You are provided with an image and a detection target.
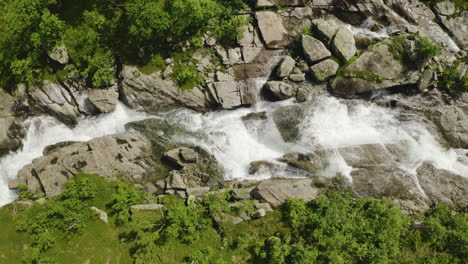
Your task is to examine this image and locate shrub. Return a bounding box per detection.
[164,203,212,244]
[438,58,468,96]
[108,181,146,225]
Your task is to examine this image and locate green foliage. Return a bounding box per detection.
[164,202,212,244]
[0,0,246,90]
[171,53,204,90]
[202,191,232,216]
[438,57,468,97]
[300,25,311,36]
[418,35,442,59]
[386,33,441,67]
[108,181,146,225]
[17,184,34,200]
[343,70,384,83]
[184,247,228,264]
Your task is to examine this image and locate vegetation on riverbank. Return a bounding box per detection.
[0,0,247,90]
[1,173,466,264]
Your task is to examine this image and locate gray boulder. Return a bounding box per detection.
[252,179,323,207]
[312,18,339,43]
[130,204,164,213]
[47,46,69,65]
[120,65,209,113]
[276,56,296,78]
[90,207,108,223]
[331,27,356,62]
[17,132,154,197]
[256,11,289,49]
[310,59,339,81]
[264,81,296,100]
[0,91,25,156]
[302,35,331,63]
[272,103,307,142]
[87,87,119,113]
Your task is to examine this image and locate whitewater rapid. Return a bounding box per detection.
[1,97,467,207]
[0,103,147,206]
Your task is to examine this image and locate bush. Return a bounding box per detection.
[438,58,468,97]
[164,202,212,244]
[108,181,146,225]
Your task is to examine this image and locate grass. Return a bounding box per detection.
[0,204,31,263]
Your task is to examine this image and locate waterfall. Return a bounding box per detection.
[0,103,148,206]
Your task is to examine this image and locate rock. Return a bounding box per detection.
[204,34,216,46]
[216,71,234,82]
[30,81,82,126]
[302,35,331,63]
[252,179,323,207]
[231,187,255,200]
[215,45,230,65]
[0,91,25,156]
[47,46,69,64]
[416,162,468,209]
[228,48,241,65]
[330,40,420,95]
[130,204,164,213]
[256,11,288,49]
[239,211,251,221]
[252,208,266,219]
[310,59,339,81]
[120,65,209,113]
[435,1,456,17]
[257,0,307,7]
[90,206,108,223]
[264,81,296,100]
[17,132,154,197]
[164,147,198,168]
[434,106,468,148]
[312,18,339,43]
[87,87,118,113]
[144,183,159,195]
[214,213,244,225]
[331,27,356,62]
[289,73,306,82]
[242,47,263,63]
[254,202,273,212]
[186,187,211,197]
[166,170,187,190]
[281,152,329,174]
[212,81,242,109]
[276,56,296,78]
[272,103,306,142]
[176,190,187,199]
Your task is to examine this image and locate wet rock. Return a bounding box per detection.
[0,91,25,156]
[252,179,323,207]
[281,152,329,174]
[30,81,82,126]
[256,11,289,49]
[276,56,296,78]
[331,27,356,62]
[120,65,209,113]
[90,206,108,223]
[289,73,306,82]
[330,41,420,95]
[130,204,164,213]
[164,147,198,168]
[87,87,119,113]
[302,35,331,63]
[272,103,306,142]
[242,47,263,63]
[47,46,69,64]
[312,18,339,44]
[310,59,339,81]
[17,132,154,197]
[264,81,296,100]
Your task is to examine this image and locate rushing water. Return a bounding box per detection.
[1,95,468,207]
[0,103,148,206]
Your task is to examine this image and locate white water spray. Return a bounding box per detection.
[0,103,147,206]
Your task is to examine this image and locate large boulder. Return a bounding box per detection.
[302,35,331,63]
[331,27,357,62]
[433,2,468,50]
[330,40,421,95]
[120,65,209,113]
[276,55,296,78]
[17,132,155,197]
[310,59,339,81]
[0,91,25,156]
[272,103,307,142]
[312,18,339,44]
[264,81,296,100]
[87,87,119,113]
[29,81,82,126]
[251,179,324,207]
[256,11,289,49]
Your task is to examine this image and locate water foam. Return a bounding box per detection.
[0,103,147,206]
